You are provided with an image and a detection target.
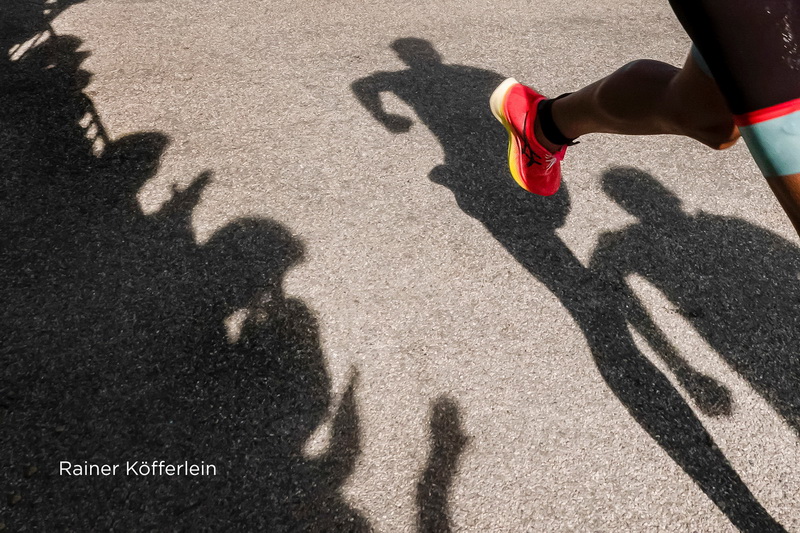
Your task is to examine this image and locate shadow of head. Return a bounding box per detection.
[602,166,684,223]
[104,132,170,173]
[391,37,442,68]
[203,218,305,311]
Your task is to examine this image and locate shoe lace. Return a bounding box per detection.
[520,113,543,168]
[521,112,566,170]
[545,153,559,170]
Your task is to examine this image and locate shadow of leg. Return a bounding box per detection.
[587,316,785,533]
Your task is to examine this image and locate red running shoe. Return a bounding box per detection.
[490,78,567,196]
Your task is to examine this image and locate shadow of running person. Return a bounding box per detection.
[590,167,800,434]
[352,38,786,532]
[1,11,371,532]
[416,396,469,533]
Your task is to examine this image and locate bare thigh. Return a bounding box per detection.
[666,53,739,150]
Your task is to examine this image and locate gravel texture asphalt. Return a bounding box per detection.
[2,0,799,531]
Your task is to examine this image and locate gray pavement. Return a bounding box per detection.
[2,0,799,531]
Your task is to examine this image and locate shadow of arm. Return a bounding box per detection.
[590,236,733,417]
[351,73,413,133]
[315,369,361,487]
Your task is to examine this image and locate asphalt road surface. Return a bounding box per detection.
[2,0,799,531]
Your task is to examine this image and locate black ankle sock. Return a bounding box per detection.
[537,93,578,147]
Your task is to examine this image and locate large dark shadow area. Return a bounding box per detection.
[353,38,794,532]
[1,4,370,531]
[591,167,800,436]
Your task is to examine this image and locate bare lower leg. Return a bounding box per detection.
[535,56,739,153]
[530,54,800,238]
[767,174,800,236]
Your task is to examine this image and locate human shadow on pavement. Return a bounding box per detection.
[352,37,787,532]
[1,9,371,532]
[0,0,84,55]
[591,167,800,435]
[416,396,469,533]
